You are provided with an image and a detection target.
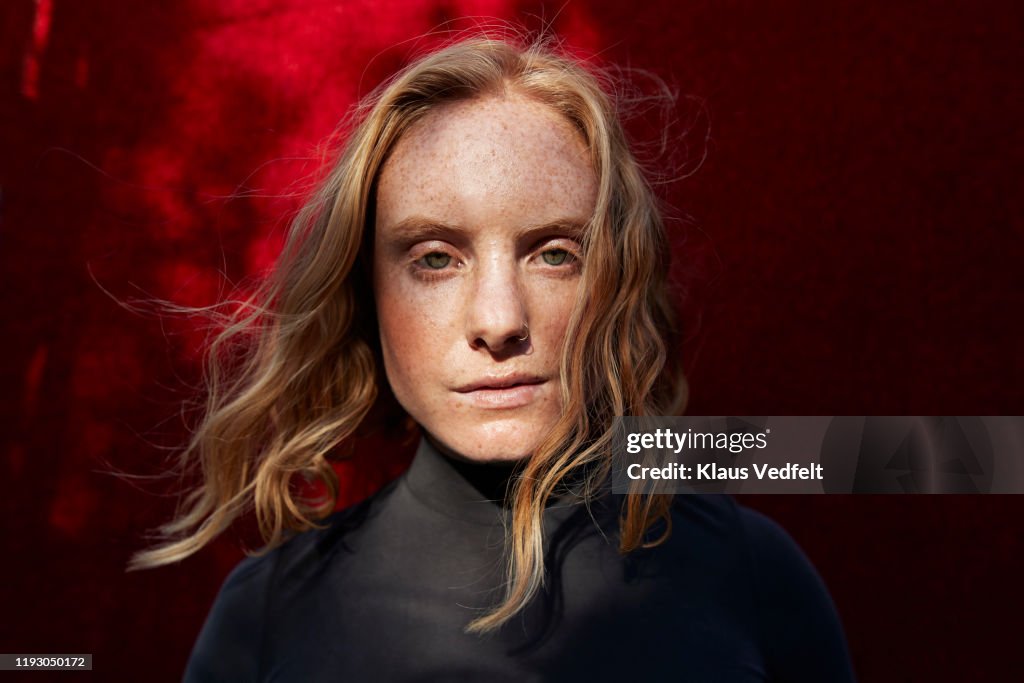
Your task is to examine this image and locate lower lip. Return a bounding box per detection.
[457,382,546,409]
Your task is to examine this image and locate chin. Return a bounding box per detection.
[426,415,554,463]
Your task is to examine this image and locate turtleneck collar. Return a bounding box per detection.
[400,436,525,525]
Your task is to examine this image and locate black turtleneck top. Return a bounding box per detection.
[183,438,856,682]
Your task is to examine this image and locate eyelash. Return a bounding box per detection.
[409,244,580,280]
[538,247,575,267]
[410,250,460,280]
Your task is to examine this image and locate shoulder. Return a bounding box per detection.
[183,551,275,682]
[183,480,399,681]
[665,496,856,681]
[691,496,857,682]
[667,494,831,580]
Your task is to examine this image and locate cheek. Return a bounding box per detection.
[374,269,454,395]
[531,278,580,346]
[376,284,420,385]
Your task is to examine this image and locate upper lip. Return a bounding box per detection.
[454,373,547,393]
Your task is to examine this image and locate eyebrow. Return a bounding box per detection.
[383,215,589,243]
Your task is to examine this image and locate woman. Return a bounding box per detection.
[132,36,856,681]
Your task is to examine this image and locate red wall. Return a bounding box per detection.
[2,1,1021,680]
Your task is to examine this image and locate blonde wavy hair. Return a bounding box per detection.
[130,34,688,634]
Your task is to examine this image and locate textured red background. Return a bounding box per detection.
[2,1,1021,680]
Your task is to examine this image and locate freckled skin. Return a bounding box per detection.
[373,93,598,463]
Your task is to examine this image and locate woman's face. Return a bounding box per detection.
[373,92,598,462]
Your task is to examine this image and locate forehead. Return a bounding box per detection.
[375,92,598,230]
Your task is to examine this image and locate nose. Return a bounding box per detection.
[465,257,529,353]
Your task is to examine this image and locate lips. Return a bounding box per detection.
[454,374,546,393]
[453,374,548,409]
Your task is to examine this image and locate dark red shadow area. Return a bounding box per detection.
[1,1,1021,680]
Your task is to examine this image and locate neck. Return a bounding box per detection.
[423,433,526,509]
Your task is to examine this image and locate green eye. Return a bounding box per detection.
[541,249,569,266]
[422,252,451,269]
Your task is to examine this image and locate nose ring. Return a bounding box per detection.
[515,322,530,342]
